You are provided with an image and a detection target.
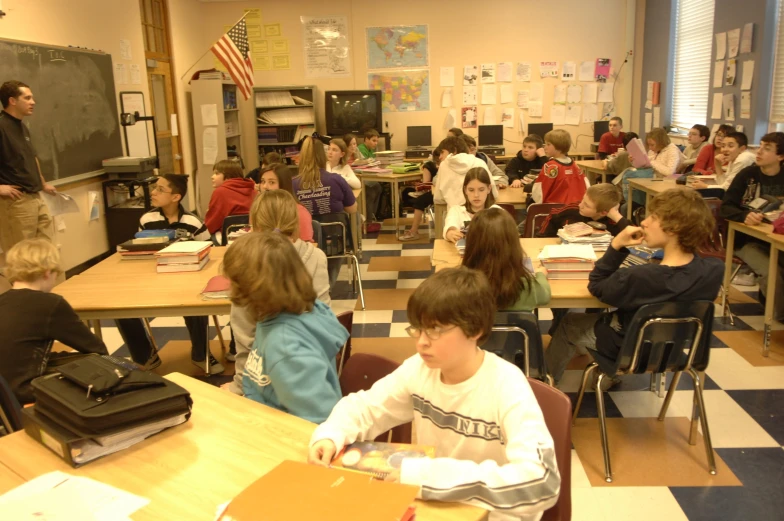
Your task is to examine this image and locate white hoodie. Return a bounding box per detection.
[433,153,497,209]
[716,149,756,190]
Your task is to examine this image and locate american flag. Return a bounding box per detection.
[211,19,254,100]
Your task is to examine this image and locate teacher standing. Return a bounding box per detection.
[0,80,56,254]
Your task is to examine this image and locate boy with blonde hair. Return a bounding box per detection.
[0,238,107,404]
[532,129,589,204]
[538,183,628,237]
[309,267,560,520]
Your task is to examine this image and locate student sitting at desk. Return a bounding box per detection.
[258,163,313,242]
[0,239,108,405]
[603,132,638,177]
[545,189,723,387]
[433,136,496,209]
[461,134,509,187]
[690,131,755,191]
[326,138,361,189]
[597,116,626,159]
[443,168,500,242]
[399,146,443,241]
[646,127,683,177]
[223,231,346,424]
[308,267,560,520]
[115,174,223,374]
[463,208,551,311]
[720,132,784,321]
[532,130,589,204]
[506,134,548,189]
[677,124,710,173]
[247,151,281,185]
[204,159,254,242]
[342,133,359,164]
[228,189,331,396]
[538,184,629,238]
[292,137,357,217]
[692,124,734,176]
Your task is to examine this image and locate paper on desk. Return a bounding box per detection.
[713,61,724,88]
[201,104,218,126]
[715,32,727,60]
[203,127,218,165]
[579,61,594,82]
[728,28,740,58]
[741,60,754,90]
[551,105,566,125]
[539,243,597,260]
[439,66,454,87]
[500,84,513,104]
[42,192,80,216]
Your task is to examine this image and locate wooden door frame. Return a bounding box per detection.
[146,62,182,174]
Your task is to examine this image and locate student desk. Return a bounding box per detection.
[0,373,488,521]
[571,151,597,160]
[625,179,680,220]
[405,155,515,164]
[575,159,608,184]
[432,238,605,308]
[723,221,777,356]
[0,462,24,495]
[356,171,424,239]
[433,187,528,241]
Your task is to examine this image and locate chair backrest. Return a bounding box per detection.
[609,301,715,376]
[339,353,412,444]
[701,197,727,251]
[0,373,23,435]
[484,311,548,381]
[528,377,572,521]
[221,214,250,246]
[697,188,726,200]
[335,311,353,376]
[312,212,354,255]
[497,203,517,220]
[524,203,564,238]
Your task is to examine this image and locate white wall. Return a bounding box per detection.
[0,0,152,271]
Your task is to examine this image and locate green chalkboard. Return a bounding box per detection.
[0,38,123,181]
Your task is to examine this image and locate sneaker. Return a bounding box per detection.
[732,272,756,286]
[225,352,236,362]
[192,354,225,375]
[398,231,420,242]
[145,353,162,370]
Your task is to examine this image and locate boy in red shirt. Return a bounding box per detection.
[204,159,255,241]
[598,117,626,159]
[532,129,590,204]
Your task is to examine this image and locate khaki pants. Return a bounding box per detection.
[0,192,54,253]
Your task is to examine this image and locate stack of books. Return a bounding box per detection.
[557,222,612,253]
[375,150,405,165]
[538,243,597,280]
[258,127,278,144]
[351,158,380,167]
[155,241,212,273]
[117,237,171,261]
[201,276,231,300]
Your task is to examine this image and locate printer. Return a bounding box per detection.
[102,156,157,178]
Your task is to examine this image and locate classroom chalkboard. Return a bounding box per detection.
[0,38,123,182]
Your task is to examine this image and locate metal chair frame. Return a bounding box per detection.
[314,219,366,310]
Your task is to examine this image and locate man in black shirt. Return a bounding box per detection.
[0,80,57,255]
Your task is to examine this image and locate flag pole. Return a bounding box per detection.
[178,12,249,81]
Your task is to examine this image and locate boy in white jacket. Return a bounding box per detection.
[309,267,560,521]
[691,131,756,191]
[433,136,497,209]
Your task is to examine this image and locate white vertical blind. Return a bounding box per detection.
[672,0,715,130]
[771,0,784,122]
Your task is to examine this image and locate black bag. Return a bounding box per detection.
[31,354,192,437]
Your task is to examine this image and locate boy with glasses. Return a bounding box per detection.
[678,124,710,173]
[308,267,560,520]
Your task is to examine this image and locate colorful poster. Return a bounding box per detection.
[368,70,431,112]
[366,25,428,68]
[595,58,611,82]
[461,106,477,128]
[539,61,559,78]
[301,16,351,78]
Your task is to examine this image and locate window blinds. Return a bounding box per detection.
[771,0,784,122]
[672,0,715,130]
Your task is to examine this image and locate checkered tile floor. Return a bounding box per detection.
[99,218,784,521]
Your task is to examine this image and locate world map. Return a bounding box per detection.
[366,25,428,69]
[368,70,430,112]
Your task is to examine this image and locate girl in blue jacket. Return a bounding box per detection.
[222,231,348,423]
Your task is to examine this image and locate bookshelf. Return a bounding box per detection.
[191,79,244,212]
[254,85,317,165]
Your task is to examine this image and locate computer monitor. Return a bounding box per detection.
[407,126,431,147]
[594,120,610,142]
[478,125,503,146]
[527,123,554,140]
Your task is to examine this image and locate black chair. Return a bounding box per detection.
[573,301,717,483]
[0,373,23,436]
[221,214,250,246]
[483,311,551,385]
[312,213,365,310]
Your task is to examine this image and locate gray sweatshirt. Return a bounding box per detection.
[229,239,331,395]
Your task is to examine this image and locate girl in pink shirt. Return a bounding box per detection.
[256,163,314,242]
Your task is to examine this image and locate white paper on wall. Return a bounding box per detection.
[497,62,513,82]
[583,83,597,103]
[567,85,582,104]
[539,61,559,78]
[519,111,526,133]
[516,62,531,82]
[517,90,530,109]
[444,109,457,129]
[500,84,513,104]
[711,92,723,119]
[728,28,741,58]
[442,88,453,108]
[463,85,478,105]
[463,65,478,85]
[644,112,652,132]
[726,59,737,86]
[713,61,724,88]
[740,23,754,54]
[582,103,598,123]
[653,106,661,128]
[597,83,614,103]
[561,61,576,81]
[551,105,566,125]
[528,101,543,117]
[440,66,455,87]
[715,32,727,60]
[740,92,751,119]
[529,83,544,102]
[554,85,567,104]
[565,105,581,126]
[481,63,496,83]
[481,84,497,105]
[579,61,594,82]
[502,108,515,128]
[483,106,497,125]
[723,93,735,121]
[201,104,218,126]
[741,60,754,90]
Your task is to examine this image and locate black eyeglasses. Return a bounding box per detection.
[405,325,457,340]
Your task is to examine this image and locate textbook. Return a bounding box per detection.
[331,441,435,479]
[201,275,231,300]
[155,240,212,256]
[219,460,418,521]
[538,243,597,261]
[156,256,209,273]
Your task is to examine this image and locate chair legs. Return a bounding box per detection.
[572,362,597,424]
[687,368,717,475]
[594,373,613,483]
[212,316,227,352]
[658,371,682,420]
[722,263,743,326]
[349,254,366,310]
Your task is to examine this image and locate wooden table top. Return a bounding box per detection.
[355,171,424,182]
[728,220,775,242]
[495,187,527,205]
[52,247,230,319]
[0,461,24,495]
[0,373,487,521]
[575,159,606,172]
[626,178,679,195]
[432,238,604,308]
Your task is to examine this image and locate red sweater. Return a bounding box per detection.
[692,144,716,175]
[598,131,625,155]
[204,177,255,234]
[533,159,589,204]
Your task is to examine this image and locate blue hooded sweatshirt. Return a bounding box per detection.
[242,300,348,423]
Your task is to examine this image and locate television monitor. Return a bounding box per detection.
[594,120,610,142]
[325,90,383,136]
[478,125,503,146]
[527,123,554,140]
[407,126,432,147]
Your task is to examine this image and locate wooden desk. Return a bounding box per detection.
[0,462,24,495]
[575,160,608,184]
[0,373,487,521]
[432,238,605,308]
[571,151,597,161]
[356,171,423,239]
[495,187,527,206]
[625,179,679,220]
[52,248,230,321]
[406,155,514,164]
[723,222,776,356]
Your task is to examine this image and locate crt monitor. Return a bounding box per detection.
[478,125,503,146]
[594,120,610,142]
[325,90,383,136]
[407,126,431,147]
[527,123,554,140]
